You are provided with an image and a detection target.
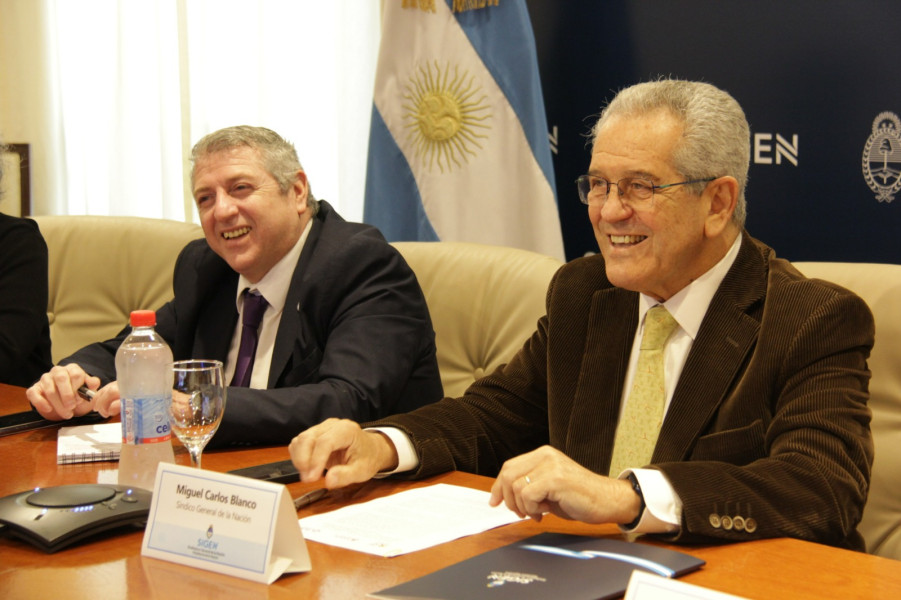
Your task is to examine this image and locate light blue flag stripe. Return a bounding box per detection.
[450,0,557,200]
[363,105,439,242]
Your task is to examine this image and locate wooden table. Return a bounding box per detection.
[1,383,899,599]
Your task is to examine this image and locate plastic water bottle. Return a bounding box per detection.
[116,310,175,490]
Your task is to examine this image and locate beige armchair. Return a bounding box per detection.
[795,262,901,560]
[392,241,563,398]
[31,215,202,363]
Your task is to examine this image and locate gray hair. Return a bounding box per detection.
[190,125,319,216]
[592,79,749,227]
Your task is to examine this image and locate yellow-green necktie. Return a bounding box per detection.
[608,305,679,477]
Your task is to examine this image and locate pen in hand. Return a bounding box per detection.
[294,488,328,510]
[77,386,95,402]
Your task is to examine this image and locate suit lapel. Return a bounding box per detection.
[267,214,324,387]
[565,287,638,471]
[654,235,767,462]
[269,298,302,388]
[193,270,239,362]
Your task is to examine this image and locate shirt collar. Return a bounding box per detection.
[638,233,743,340]
[234,218,313,314]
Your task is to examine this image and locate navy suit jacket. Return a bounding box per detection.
[64,201,443,446]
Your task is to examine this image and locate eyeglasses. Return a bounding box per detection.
[575,175,715,209]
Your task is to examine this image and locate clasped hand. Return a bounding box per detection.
[489,446,641,525]
[26,364,121,420]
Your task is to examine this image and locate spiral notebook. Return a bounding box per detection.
[57,422,122,464]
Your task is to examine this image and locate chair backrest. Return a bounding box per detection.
[31,215,203,363]
[795,261,901,560]
[392,241,563,398]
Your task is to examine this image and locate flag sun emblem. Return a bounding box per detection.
[402,60,492,173]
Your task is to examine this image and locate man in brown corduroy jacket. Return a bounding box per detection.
[289,79,874,550]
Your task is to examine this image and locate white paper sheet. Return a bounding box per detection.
[298,483,524,557]
[625,571,749,600]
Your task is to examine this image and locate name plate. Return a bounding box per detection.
[141,463,311,584]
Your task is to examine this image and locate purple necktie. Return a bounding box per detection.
[230,290,268,387]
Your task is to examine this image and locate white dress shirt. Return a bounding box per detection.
[223,219,312,388]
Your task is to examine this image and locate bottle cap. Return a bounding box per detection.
[129,310,157,327]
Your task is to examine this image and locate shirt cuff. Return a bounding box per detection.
[617,468,682,534]
[366,426,419,477]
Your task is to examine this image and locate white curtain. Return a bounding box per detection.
[42,0,380,222]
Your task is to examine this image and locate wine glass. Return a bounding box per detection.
[168,360,226,469]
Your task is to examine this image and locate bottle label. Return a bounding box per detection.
[121,395,172,444]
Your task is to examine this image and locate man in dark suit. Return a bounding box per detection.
[289,80,875,549]
[26,126,443,446]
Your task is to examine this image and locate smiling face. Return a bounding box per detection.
[589,110,738,301]
[192,146,310,283]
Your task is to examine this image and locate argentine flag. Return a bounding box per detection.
[363,0,565,261]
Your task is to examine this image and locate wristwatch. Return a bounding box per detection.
[625,472,646,529]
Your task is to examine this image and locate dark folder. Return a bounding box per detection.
[370,532,705,600]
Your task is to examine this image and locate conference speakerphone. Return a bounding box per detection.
[0,484,152,553]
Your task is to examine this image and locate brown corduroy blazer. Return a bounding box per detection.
[368,233,875,550]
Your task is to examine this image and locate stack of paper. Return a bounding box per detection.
[299,483,524,557]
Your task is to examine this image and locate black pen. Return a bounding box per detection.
[294,488,328,510]
[77,386,95,402]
